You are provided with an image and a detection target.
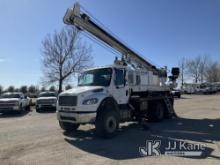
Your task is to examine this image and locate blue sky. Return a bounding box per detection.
[0,0,220,88]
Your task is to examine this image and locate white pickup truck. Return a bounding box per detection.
[0,92,31,114]
[36,92,57,112]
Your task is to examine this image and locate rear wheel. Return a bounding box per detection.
[59,121,80,132]
[147,101,164,122]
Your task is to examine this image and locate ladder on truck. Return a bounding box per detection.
[164,96,177,118]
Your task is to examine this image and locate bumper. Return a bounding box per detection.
[57,111,96,124]
[0,106,20,113]
[56,105,97,124]
[36,104,56,110]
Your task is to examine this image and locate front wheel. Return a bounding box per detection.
[59,121,80,132]
[95,110,119,138]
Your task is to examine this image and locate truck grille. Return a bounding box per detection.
[37,99,56,104]
[58,96,77,106]
[0,102,16,107]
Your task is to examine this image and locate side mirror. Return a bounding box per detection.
[78,74,83,84]
[171,67,180,77]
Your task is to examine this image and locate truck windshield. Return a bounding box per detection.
[78,68,112,87]
[0,94,21,98]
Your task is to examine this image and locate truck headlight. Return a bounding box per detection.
[82,98,98,105]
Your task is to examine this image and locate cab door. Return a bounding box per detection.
[111,68,129,104]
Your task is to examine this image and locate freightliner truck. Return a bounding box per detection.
[57,3,180,138]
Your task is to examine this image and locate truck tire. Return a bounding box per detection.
[59,121,80,132]
[147,102,164,122]
[36,108,41,113]
[95,99,119,138]
[26,105,31,111]
[95,110,119,138]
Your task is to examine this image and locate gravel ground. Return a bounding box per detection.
[0,94,220,165]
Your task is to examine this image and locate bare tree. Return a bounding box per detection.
[65,84,72,90]
[49,86,56,92]
[40,87,46,92]
[198,55,208,83]
[186,55,220,83]
[7,86,15,93]
[0,85,3,94]
[35,86,40,94]
[20,86,28,94]
[28,85,36,93]
[186,55,209,83]
[41,27,92,93]
[205,61,220,82]
[187,56,201,83]
[178,57,187,89]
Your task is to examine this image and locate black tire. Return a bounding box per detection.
[95,99,119,138]
[26,105,31,111]
[36,108,41,113]
[59,121,80,132]
[147,102,164,122]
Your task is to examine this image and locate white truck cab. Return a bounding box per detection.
[57,65,128,124]
[0,92,30,114]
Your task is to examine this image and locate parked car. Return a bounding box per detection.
[36,92,57,112]
[201,84,217,94]
[171,89,181,98]
[213,82,220,92]
[183,83,201,94]
[0,92,31,114]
